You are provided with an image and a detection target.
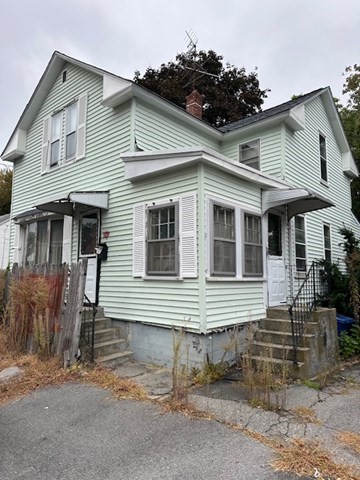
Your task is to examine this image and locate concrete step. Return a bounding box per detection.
[96,350,133,367]
[255,329,314,347]
[266,307,291,320]
[260,317,318,334]
[252,340,310,363]
[243,354,307,380]
[94,328,122,343]
[82,317,113,331]
[94,338,126,356]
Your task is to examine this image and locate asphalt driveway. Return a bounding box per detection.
[0,383,303,480]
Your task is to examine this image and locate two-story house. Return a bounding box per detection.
[2,51,359,368]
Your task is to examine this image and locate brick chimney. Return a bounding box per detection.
[186,89,204,120]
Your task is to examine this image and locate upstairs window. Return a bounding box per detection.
[319,133,328,182]
[295,216,306,271]
[323,224,331,263]
[239,139,260,170]
[41,93,87,173]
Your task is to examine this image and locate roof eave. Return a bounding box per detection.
[123,146,289,189]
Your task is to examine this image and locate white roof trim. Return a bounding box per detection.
[123,146,290,190]
[262,187,335,219]
[34,191,109,216]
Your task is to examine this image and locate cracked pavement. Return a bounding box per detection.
[188,364,360,471]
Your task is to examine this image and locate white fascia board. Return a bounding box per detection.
[102,76,133,107]
[286,104,305,131]
[2,128,27,161]
[123,146,289,189]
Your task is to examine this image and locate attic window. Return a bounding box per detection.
[239,139,260,170]
[62,70,67,83]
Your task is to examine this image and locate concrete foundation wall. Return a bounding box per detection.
[112,320,254,368]
[306,308,339,378]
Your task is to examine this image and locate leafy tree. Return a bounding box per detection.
[134,49,269,127]
[339,65,360,220]
[0,168,12,215]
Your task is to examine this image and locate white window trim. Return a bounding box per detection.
[319,131,329,186]
[41,93,87,175]
[323,222,332,263]
[206,194,265,281]
[238,137,261,170]
[133,192,197,280]
[294,214,307,273]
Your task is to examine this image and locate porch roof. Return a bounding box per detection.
[34,191,109,216]
[262,187,335,219]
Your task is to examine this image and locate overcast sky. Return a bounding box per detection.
[1,0,359,167]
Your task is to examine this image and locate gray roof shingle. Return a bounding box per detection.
[219,87,326,133]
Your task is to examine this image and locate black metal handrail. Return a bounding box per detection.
[288,261,329,365]
[80,293,97,363]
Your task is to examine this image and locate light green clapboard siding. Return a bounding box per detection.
[10,62,132,269]
[99,166,201,329]
[285,96,360,268]
[135,101,219,151]
[202,165,266,328]
[220,127,283,178]
[10,63,201,331]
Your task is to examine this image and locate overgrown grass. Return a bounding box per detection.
[337,430,360,455]
[241,326,289,410]
[271,438,360,480]
[0,352,146,406]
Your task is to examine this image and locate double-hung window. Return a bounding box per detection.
[323,224,331,263]
[319,133,328,183]
[239,139,260,170]
[65,102,77,160]
[50,112,62,167]
[295,216,306,271]
[133,193,197,279]
[209,199,263,278]
[212,204,236,276]
[42,93,87,173]
[147,204,178,275]
[244,214,263,276]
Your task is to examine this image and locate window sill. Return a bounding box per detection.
[320,179,329,187]
[41,158,77,175]
[143,276,184,281]
[206,276,266,282]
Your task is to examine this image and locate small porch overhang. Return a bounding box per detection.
[34,191,109,216]
[262,187,335,220]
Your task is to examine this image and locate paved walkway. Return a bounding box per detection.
[114,361,360,473]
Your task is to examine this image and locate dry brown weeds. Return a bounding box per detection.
[337,430,360,455]
[0,354,146,406]
[271,438,360,480]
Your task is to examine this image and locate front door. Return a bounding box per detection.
[79,212,99,304]
[267,212,286,306]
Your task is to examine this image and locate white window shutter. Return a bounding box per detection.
[180,193,197,278]
[41,116,51,173]
[13,224,20,265]
[133,204,146,277]
[62,215,73,265]
[76,93,87,160]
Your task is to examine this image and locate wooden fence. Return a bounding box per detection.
[3,259,88,366]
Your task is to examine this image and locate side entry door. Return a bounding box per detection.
[79,212,99,304]
[267,212,287,306]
